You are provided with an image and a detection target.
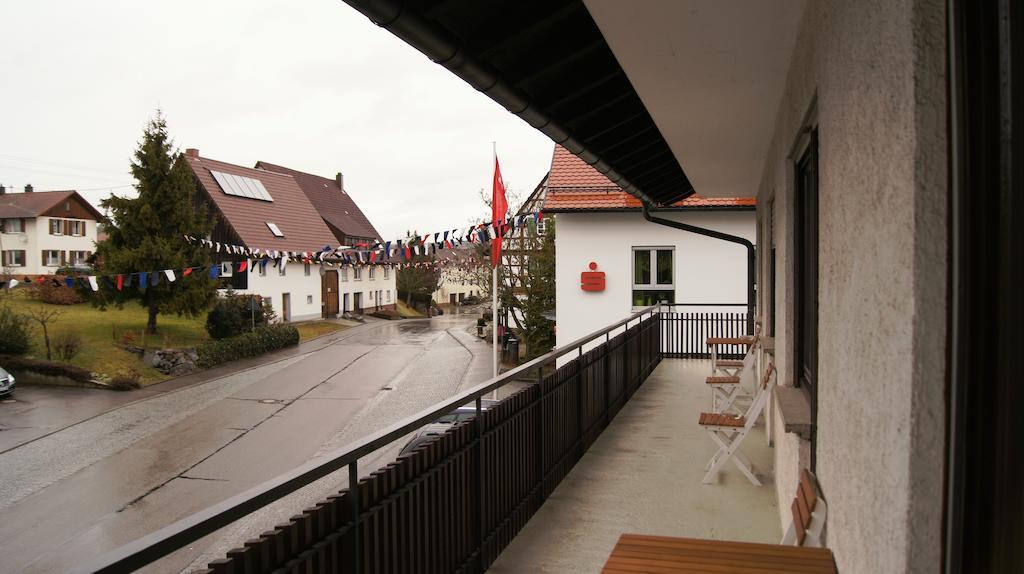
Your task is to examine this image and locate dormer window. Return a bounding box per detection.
[266,222,284,237]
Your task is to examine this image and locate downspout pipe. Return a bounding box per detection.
[642,204,756,334]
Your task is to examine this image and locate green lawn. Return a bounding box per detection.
[294,320,347,342]
[3,290,208,385]
[396,300,424,318]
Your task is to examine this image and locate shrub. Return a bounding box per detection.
[27,280,84,305]
[206,292,271,339]
[0,306,32,356]
[53,330,84,362]
[109,369,141,391]
[0,354,92,383]
[196,323,299,368]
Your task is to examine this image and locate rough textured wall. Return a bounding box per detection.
[755,0,946,571]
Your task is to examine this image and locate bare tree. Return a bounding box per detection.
[25,307,64,360]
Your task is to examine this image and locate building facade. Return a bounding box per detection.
[184,150,395,322]
[544,146,755,348]
[0,189,101,276]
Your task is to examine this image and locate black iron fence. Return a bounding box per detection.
[84,306,663,574]
[660,304,750,359]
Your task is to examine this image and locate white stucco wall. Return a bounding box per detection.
[1,217,98,275]
[756,1,947,572]
[554,210,755,350]
[232,261,396,322]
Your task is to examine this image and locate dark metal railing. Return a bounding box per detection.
[82,305,664,574]
[659,303,750,359]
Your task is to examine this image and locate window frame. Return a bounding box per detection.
[44,249,61,266]
[631,246,676,308]
[3,250,26,266]
[50,219,64,235]
[2,218,25,233]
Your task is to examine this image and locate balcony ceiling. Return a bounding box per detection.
[584,0,806,198]
[340,0,803,202]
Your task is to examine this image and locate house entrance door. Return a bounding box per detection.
[353,292,362,314]
[450,293,456,305]
[282,293,291,322]
[321,270,339,318]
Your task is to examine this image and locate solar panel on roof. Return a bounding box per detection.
[210,170,274,202]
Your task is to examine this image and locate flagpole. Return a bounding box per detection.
[492,141,499,392]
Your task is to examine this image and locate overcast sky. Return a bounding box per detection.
[0,0,554,241]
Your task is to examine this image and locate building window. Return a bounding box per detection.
[50,219,63,235]
[259,261,267,277]
[304,263,311,276]
[278,261,287,276]
[307,294,313,304]
[69,220,85,236]
[384,266,390,279]
[69,250,90,265]
[2,219,25,233]
[386,290,391,302]
[2,250,26,266]
[631,247,675,307]
[795,129,820,468]
[369,266,376,280]
[266,222,284,237]
[44,249,61,267]
[341,267,348,282]
[354,267,362,281]
[536,217,546,236]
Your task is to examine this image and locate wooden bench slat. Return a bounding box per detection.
[800,468,818,512]
[792,498,807,545]
[698,412,746,427]
[604,535,837,573]
[706,376,741,385]
[706,336,754,346]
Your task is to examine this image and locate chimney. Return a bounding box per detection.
[185,148,199,158]
[24,183,33,193]
[336,172,344,191]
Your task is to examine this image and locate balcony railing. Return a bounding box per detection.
[84,305,665,574]
[660,303,750,359]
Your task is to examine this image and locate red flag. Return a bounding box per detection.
[183,267,193,277]
[116,274,123,291]
[238,260,248,272]
[491,156,508,267]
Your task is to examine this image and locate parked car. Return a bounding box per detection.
[398,399,499,455]
[0,366,15,398]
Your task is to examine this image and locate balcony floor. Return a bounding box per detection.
[489,359,780,573]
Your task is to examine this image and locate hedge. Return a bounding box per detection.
[0,354,93,384]
[196,323,300,368]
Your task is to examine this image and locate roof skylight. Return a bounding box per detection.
[266,222,284,237]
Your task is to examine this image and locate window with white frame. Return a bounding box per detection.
[631,247,675,307]
[341,267,348,282]
[386,290,391,302]
[278,261,286,276]
[369,266,376,280]
[259,261,267,277]
[2,250,26,266]
[2,218,25,233]
[69,220,85,236]
[307,295,313,304]
[44,249,61,266]
[304,263,311,276]
[50,219,63,235]
[384,266,390,279]
[354,267,362,281]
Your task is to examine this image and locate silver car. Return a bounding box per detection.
[0,366,15,398]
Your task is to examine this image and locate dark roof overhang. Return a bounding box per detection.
[341,0,693,207]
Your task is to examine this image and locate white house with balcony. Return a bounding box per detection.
[543,145,756,349]
[0,187,102,276]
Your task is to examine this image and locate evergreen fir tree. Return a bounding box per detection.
[93,111,215,334]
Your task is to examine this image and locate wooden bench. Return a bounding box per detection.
[602,469,836,572]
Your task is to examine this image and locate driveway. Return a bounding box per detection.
[0,312,497,573]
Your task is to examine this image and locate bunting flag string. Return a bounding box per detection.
[0,212,544,293]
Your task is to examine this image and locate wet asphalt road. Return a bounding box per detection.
[0,311,497,573]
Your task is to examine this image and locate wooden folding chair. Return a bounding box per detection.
[699,363,776,485]
[708,325,759,376]
[782,468,829,547]
[706,349,757,415]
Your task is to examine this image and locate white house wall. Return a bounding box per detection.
[228,261,396,322]
[756,1,947,572]
[554,210,755,353]
[1,217,98,275]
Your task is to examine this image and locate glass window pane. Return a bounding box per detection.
[632,289,675,307]
[656,250,673,284]
[633,249,650,285]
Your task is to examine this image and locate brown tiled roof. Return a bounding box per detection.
[543,145,755,211]
[0,190,103,219]
[185,155,338,252]
[255,162,381,242]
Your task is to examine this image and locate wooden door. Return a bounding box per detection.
[282,293,291,322]
[353,292,362,313]
[450,293,456,305]
[321,270,339,318]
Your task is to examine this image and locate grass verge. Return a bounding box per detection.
[396,300,423,318]
[294,321,347,342]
